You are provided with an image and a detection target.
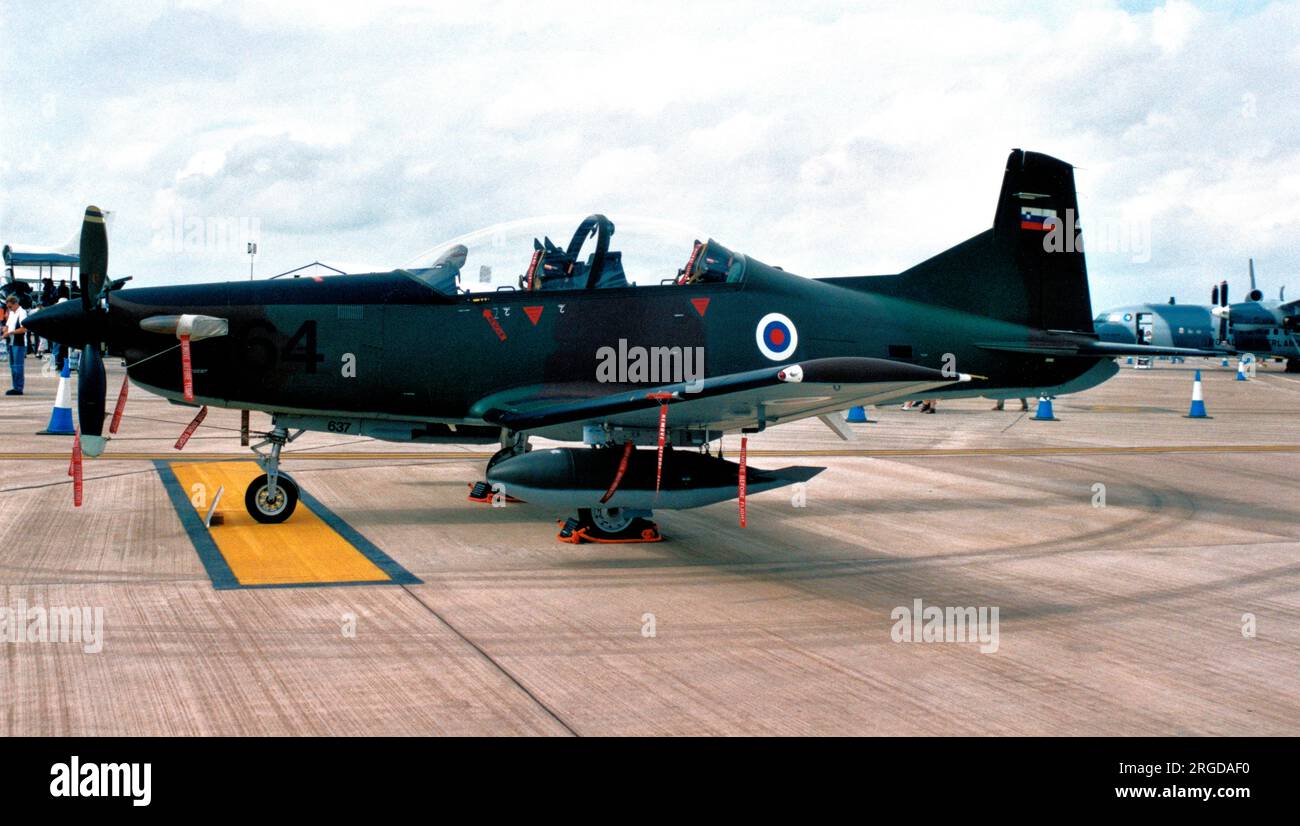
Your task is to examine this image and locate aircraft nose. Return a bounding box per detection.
[25,300,92,346]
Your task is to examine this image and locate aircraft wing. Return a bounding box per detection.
[472,356,963,434]
[978,340,1223,359]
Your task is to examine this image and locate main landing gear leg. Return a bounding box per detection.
[245,422,303,524]
[468,430,529,504]
[557,507,662,544]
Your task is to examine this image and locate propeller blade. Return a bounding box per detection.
[1249,258,1256,291]
[1218,280,1229,346]
[78,344,108,458]
[1211,284,1219,306]
[79,206,109,314]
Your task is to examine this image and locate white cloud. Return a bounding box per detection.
[1152,0,1203,56]
[177,148,227,181]
[687,112,773,160]
[572,146,661,202]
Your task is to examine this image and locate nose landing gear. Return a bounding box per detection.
[245,422,303,524]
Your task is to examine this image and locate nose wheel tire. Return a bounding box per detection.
[245,473,299,524]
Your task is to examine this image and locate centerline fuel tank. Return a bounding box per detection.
[486,446,823,511]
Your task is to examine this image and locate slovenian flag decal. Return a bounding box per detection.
[1020,206,1057,231]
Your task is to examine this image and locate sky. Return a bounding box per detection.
[2,0,1299,312]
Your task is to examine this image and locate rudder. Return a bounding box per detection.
[992,148,1092,331]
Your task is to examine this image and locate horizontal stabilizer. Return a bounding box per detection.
[762,466,826,484]
[977,339,1222,359]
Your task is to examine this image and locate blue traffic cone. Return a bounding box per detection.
[1236,360,1248,381]
[1220,357,1229,367]
[1032,395,1058,421]
[1184,370,1211,418]
[846,405,871,423]
[37,359,76,435]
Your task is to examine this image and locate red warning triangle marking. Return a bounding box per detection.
[523,305,544,325]
[690,297,710,317]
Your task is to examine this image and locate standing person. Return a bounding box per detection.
[0,303,8,365]
[4,294,29,395]
[28,297,42,359]
[35,278,56,359]
[991,397,1029,411]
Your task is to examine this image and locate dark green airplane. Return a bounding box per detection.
[29,149,1203,542]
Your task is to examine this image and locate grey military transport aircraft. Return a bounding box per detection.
[28,149,1205,543]
[1094,259,1299,370]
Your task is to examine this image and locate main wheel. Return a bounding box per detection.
[590,506,634,533]
[245,473,299,524]
[559,507,661,543]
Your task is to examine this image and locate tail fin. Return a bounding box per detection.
[832,149,1094,332]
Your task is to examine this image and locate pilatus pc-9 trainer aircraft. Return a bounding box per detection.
[30,149,1204,543]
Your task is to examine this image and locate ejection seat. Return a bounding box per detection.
[397,243,466,296]
[523,214,629,291]
[676,239,742,285]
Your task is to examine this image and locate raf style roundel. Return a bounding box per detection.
[755,312,798,361]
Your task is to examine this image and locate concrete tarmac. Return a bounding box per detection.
[0,355,1296,735]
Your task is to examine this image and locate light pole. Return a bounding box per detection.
[247,241,258,280]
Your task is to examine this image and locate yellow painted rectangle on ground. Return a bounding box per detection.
[169,461,390,586]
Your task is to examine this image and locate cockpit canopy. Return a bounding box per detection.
[396,214,745,297]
